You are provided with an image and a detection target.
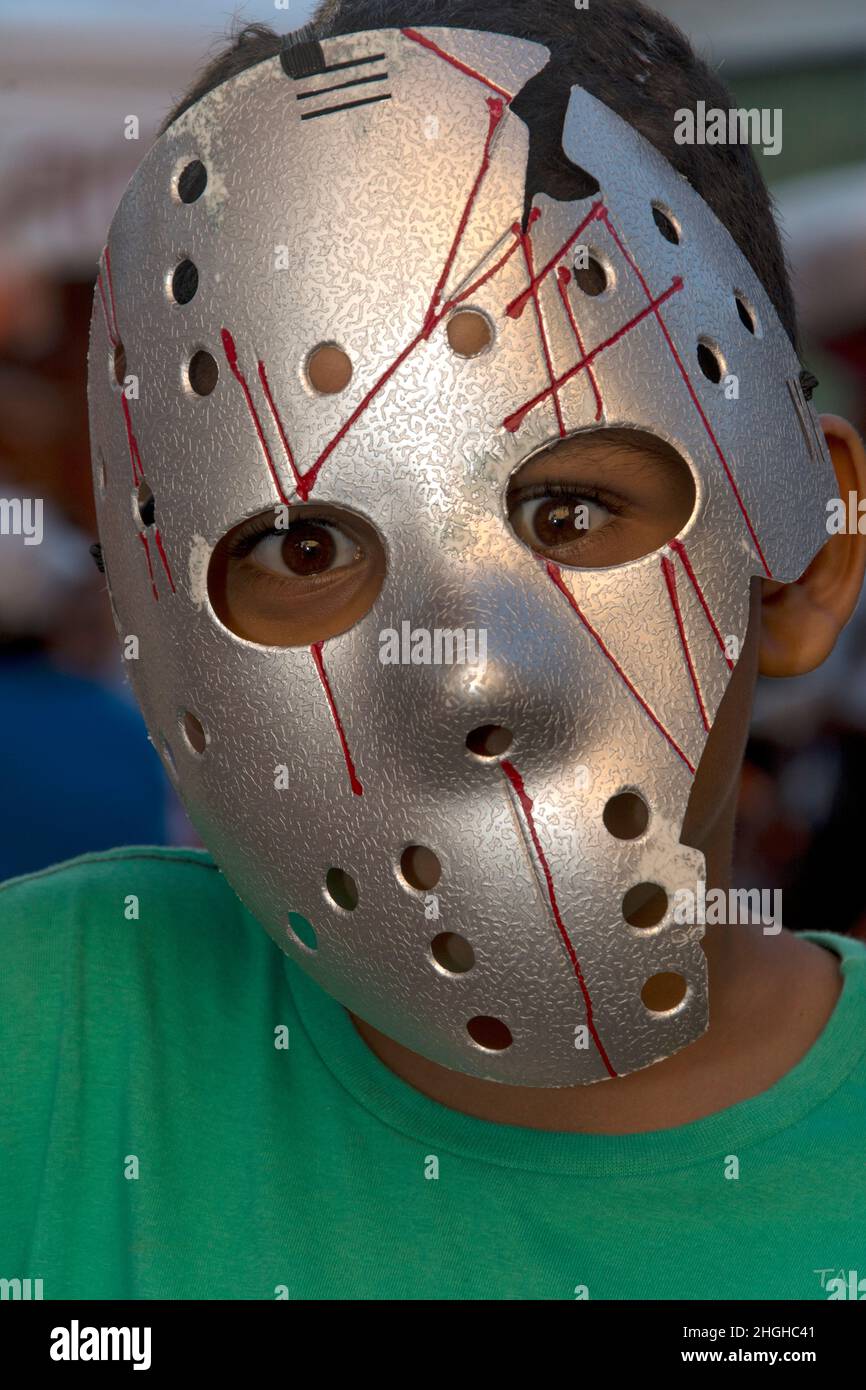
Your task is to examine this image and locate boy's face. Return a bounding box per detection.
[208,431,695,648]
[88,25,838,1085]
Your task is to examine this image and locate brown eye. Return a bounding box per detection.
[247,518,358,578]
[280,521,337,576]
[510,493,612,551]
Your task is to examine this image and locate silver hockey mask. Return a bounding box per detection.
[88,25,834,1085]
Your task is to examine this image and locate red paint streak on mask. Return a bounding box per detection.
[504,277,683,433]
[661,554,709,731]
[221,328,291,505]
[555,265,603,421]
[518,208,565,437]
[310,641,363,796]
[138,531,158,602]
[597,207,772,579]
[401,26,514,101]
[546,560,696,775]
[668,539,734,670]
[500,758,617,1079]
[153,527,176,594]
[505,201,604,320]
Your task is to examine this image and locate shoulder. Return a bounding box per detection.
[0,847,263,993]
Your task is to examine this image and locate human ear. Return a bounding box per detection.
[759,415,866,677]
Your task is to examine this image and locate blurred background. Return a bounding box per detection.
[0,0,864,927]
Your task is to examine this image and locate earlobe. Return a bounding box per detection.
[759,414,866,678]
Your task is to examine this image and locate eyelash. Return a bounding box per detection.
[510,480,627,515]
[227,512,340,559]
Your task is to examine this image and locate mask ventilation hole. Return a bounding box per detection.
[113,342,126,387]
[400,845,441,892]
[446,309,493,357]
[181,710,207,754]
[603,792,649,840]
[137,479,155,528]
[696,340,724,385]
[641,972,687,1013]
[306,344,352,394]
[573,255,609,297]
[431,932,475,975]
[171,259,199,305]
[287,911,317,952]
[623,882,667,928]
[734,292,759,336]
[651,203,680,245]
[466,724,513,759]
[326,867,358,912]
[188,350,219,396]
[177,159,207,203]
[467,1016,512,1051]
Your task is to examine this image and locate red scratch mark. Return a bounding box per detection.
[119,393,143,485]
[401,26,514,101]
[597,207,772,579]
[310,641,363,796]
[97,272,118,348]
[505,200,604,320]
[138,531,158,602]
[519,207,565,437]
[500,758,617,1078]
[504,278,683,434]
[661,555,709,731]
[545,560,695,774]
[153,527,176,594]
[221,329,291,505]
[258,359,302,496]
[668,539,733,670]
[423,95,506,336]
[445,224,524,308]
[555,265,603,421]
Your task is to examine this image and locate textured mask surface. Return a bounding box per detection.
[88,26,835,1085]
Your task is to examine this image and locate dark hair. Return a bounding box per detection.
[161,0,799,350]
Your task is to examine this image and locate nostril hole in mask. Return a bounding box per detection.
[446,309,493,357]
[326,867,358,912]
[307,344,352,394]
[697,340,724,384]
[137,479,155,527]
[431,932,475,974]
[188,349,219,396]
[641,971,687,1013]
[286,911,317,952]
[113,341,126,386]
[466,724,513,759]
[400,845,441,892]
[177,159,207,203]
[467,1015,512,1051]
[603,792,649,840]
[622,882,668,928]
[181,710,207,754]
[171,258,199,305]
[651,202,680,244]
[573,255,608,297]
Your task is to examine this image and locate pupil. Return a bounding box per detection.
[534,500,577,546]
[282,522,336,576]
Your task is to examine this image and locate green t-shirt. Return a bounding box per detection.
[1,846,864,1301]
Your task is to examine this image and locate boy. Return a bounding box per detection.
[1,0,865,1301]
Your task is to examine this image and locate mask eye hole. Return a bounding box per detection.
[207,502,386,648]
[505,428,696,571]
